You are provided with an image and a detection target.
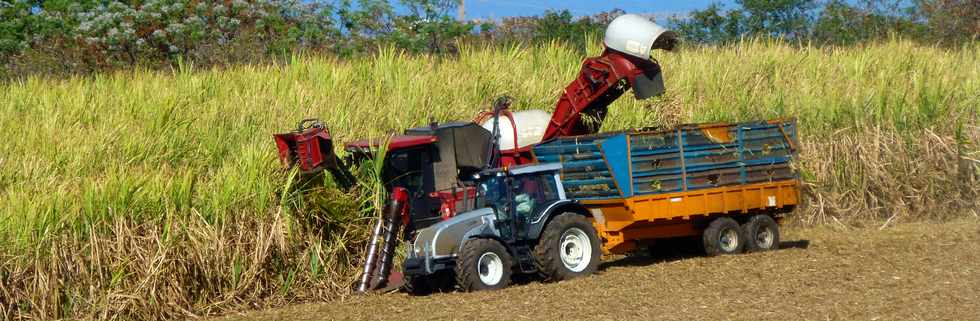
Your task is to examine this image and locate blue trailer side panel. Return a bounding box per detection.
[533,119,799,200]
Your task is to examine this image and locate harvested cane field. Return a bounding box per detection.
[1,39,978,320]
[222,219,980,321]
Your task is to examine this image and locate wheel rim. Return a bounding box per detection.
[756,226,774,249]
[477,252,503,285]
[719,228,739,252]
[559,227,592,272]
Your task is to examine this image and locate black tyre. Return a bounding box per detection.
[404,271,453,295]
[533,213,602,281]
[742,214,780,252]
[403,274,433,295]
[702,217,744,256]
[454,238,513,292]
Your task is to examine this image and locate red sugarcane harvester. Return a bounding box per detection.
[274,14,678,292]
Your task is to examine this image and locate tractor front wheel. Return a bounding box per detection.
[454,238,513,292]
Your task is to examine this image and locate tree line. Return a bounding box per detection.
[1,0,976,78]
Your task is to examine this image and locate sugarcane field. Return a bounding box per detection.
[0,1,977,320]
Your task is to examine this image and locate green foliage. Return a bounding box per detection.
[1,38,976,247]
[669,4,745,44]
[669,0,976,45]
[670,1,817,44]
[490,9,611,52]
[2,0,978,78]
[737,0,816,39]
[389,0,473,54]
[533,10,604,46]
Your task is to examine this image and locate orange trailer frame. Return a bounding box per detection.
[584,179,800,254]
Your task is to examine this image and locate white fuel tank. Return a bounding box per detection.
[480,109,551,151]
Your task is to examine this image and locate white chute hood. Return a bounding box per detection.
[604,14,677,59]
[479,110,551,151]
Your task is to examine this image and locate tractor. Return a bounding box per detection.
[402,163,602,293]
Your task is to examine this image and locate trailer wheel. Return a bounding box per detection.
[533,213,601,281]
[702,217,744,256]
[454,238,513,292]
[742,214,780,252]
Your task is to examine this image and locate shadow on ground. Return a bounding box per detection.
[401,238,811,294]
[598,238,810,271]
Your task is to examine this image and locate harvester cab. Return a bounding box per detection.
[344,121,493,233]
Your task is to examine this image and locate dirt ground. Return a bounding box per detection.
[218,218,980,321]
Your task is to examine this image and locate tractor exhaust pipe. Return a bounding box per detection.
[357,187,409,293]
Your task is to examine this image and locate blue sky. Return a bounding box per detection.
[460,0,736,21]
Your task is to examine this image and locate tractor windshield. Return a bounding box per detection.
[476,174,508,211]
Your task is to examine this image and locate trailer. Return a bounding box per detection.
[533,119,800,255]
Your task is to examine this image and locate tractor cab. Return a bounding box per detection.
[471,164,565,241]
[402,162,601,294]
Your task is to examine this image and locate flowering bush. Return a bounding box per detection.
[65,0,338,65]
[2,0,342,73]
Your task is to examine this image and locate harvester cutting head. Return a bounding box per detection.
[273,119,339,174]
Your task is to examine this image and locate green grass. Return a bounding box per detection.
[0,38,977,319]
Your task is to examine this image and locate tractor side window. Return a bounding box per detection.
[513,173,560,220]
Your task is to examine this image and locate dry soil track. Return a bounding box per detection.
[219,219,980,321]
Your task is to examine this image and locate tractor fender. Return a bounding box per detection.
[526,200,592,240]
[410,207,496,263]
[457,217,504,251]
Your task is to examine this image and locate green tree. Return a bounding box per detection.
[669,4,745,43]
[389,0,473,54]
[912,0,980,44]
[669,0,815,44]
[0,1,34,58]
[737,0,816,40]
[533,10,603,46]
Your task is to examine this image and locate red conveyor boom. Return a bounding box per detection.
[542,48,663,141]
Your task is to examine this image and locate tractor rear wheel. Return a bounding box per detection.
[702,217,744,256]
[454,238,513,292]
[533,213,601,281]
[742,214,780,252]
